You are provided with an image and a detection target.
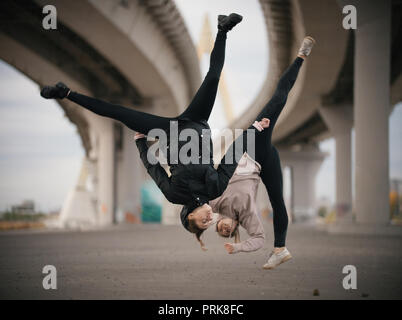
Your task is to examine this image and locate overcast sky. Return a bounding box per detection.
[0,62,83,212]
[0,0,401,212]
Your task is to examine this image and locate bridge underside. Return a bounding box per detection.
[0,0,400,228]
[0,0,144,154]
[0,0,200,227]
[234,0,402,225]
[275,0,402,148]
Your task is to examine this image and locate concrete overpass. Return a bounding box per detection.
[228,0,402,229]
[0,0,201,226]
[1,0,400,232]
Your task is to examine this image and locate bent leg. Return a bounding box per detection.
[178,30,227,122]
[260,147,288,247]
[68,92,172,133]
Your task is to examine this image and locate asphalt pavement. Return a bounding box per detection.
[0,222,401,299]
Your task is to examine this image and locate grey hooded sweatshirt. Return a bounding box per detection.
[209,153,265,253]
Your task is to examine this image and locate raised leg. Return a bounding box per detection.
[177,30,227,122]
[254,57,304,141]
[67,92,172,133]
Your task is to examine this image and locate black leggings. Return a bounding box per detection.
[218,57,304,247]
[67,27,302,247]
[67,30,228,132]
[254,58,303,247]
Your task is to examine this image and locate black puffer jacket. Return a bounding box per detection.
[135,118,230,224]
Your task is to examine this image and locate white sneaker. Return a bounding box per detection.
[298,36,315,57]
[263,248,292,270]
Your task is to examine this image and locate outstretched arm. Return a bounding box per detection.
[224,212,265,254]
[135,134,173,202]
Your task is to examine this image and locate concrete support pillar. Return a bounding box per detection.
[335,131,352,211]
[97,119,115,226]
[282,166,293,223]
[354,0,391,225]
[162,199,181,225]
[319,105,353,215]
[115,126,142,224]
[280,147,327,221]
[58,157,98,229]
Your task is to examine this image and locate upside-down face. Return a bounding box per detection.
[188,203,214,230]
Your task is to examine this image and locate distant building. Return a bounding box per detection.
[11,200,35,214]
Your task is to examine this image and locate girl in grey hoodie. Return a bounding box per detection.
[194,36,316,269]
[209,151,292,270]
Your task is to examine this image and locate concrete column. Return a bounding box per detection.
[280,147,327,221]
[97,119,115,226]
[162,199,181,225]
[291,161,321,221]
[354,0,390,225]
[335,131,352,212]
[115,126,142,224]
[319,105,353,215]
[58,157,98,229]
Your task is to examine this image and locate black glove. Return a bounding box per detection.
[40,82,70,99]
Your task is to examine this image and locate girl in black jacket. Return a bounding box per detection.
[40,13,243,216]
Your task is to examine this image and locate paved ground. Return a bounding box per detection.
[0,222,402,300]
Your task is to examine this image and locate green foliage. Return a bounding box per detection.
[317,206,327,218]
[0,211,46,222]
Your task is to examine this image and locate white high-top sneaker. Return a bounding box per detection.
[263,248,292,270]
[298,36,315,57]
